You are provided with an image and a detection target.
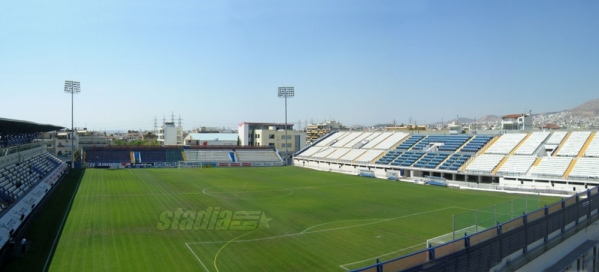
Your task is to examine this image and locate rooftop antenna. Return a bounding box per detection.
[154,116,158,134]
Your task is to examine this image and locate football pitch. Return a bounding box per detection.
[46,167,559,271]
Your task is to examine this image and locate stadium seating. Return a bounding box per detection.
[411,135,471,152]
[495,156,537,176]
[376,150,402,165]
[460,135,494,152]
[324,148,351,160]
[166,149,184,162]
[310,147,337,159]
[361,132,393,149]
[332,132,363,148]
[514,131,550,155]
[530,156,573,177]
[236,150,281,162]
[0,153,66,203]
[338,149,367,163]
[568,157,599,179]
[465,154,504,173]
[135,149,184,163]
[390,151,425,167]
[396,135,425,150]
[85,149,131,163]
[0,133,39,148]
[484,133,527,154]
[546,131,568,145]
[584,134,599,157]
[439,153,472,170]
[354,149,385,164]
[315,132,346,147]
[184,149,233,162]
[344,132,372,148]
[556,131,591,157]
[370,132,409,150]
[298,131,598,187]
[412,152,451,169]
[295,146,322,158]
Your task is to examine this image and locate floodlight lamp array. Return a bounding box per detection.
[64,80,81,94]
[277,87,294,98]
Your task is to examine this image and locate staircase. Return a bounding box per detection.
[526,157,544,176]
[563,158,578,179]
[510,133,531,155]
[478,136,500,154]
[578,132,596,157]
[456,136,474,152]
[552,132,571,156]
[492,156,509,175]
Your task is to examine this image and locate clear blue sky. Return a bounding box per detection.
[1,0,597,130]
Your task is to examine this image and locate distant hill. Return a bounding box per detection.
[373,98,599,127]
[476,115,501,123]
[571,98,599,115]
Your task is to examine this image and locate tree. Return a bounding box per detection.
[74,149,82,162]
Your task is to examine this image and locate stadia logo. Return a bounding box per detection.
[156,207,272,231]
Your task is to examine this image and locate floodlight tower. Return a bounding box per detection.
[278,87,294,165]
[64,80,81,168]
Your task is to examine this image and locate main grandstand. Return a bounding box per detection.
[83,146,284,167]
[0,118,68,264]
[294,129,599,271]
[295,130,599,194]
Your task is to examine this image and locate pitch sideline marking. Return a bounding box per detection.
[43,169,84,271]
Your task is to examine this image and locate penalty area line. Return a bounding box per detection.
[187,206,456,245]
[185,242,210,272]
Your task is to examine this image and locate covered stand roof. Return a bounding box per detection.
[0,117,64,134]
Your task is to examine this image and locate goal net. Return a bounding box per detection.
[427,225,485,248]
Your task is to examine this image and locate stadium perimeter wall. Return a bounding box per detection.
[85,161,284,169]
[295,159,586,196]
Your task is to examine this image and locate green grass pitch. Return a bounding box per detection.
[43,167,559,271]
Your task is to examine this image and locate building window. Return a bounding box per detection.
[269,134,275,139]
[255,134,260,138]
[268,143,275,147]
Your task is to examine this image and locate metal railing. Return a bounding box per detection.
[353,187,599,272]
